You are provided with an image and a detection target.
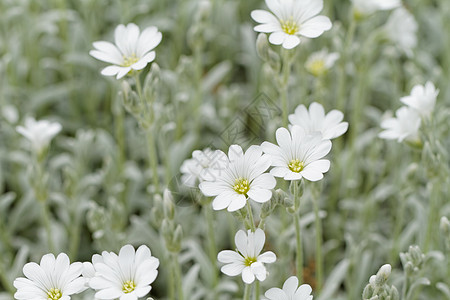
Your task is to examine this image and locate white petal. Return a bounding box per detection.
[282,35,300,49]
[211,190,235,210]
[241,267,255,284]
[101,66,121,76]
[257,251,276,264]
[247,188,272,203]
[282,276,299,296]
[221,263,246,276]
[298,15,332,38]
[235,230,248,257]
[227,194,247,212]
[265,288,288,300]
[268,31,286,45]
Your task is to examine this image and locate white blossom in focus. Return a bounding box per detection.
[379,106,421,143]
[400,82,438,118]
[384,7,418,57]
[289,102,348,139]
[16,117,62,154]
[217,228,276,284]
[265,276,313,300]
[199,145,276,212]
[251,0,332,49]
[90,23,162,79]
[13,253,86,300]
[86,244,159,300]
[180,148,228,187]
[262,126,332,181]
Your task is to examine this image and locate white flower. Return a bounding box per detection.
[217,228,276,284]
[199,145,276,212]
[180,148,228,187]
[261,126,331,181]
[400,82,438,118]
[13,253,86,300]
[90,23,162,79]
[305,50,340,77]
[251,0,332,49]
[87,244,159,300]
[379,106,421,143]
[384,7,418,57]
[351,0,401,16]
[288,102,348,139]
[16,117,62,153]
[265,276,313,300]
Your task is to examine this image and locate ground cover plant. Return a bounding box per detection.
[0,0,449,299]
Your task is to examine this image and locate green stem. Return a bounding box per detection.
[40,200,55,252]
[174,253,184,300]
[294,212,303,283]
[336,15,356,112]
[402,272,409,300]
[254,280,260,300]
[424,179,440,251]
[292,181,303,282]
[246,202,256,231]
[243,284,251,300]
[280,49,292,127]
[312,192,323,292]
[203,204,218,287]
[0,259,14,295]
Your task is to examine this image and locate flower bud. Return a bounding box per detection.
[163,189,175,220]
[440,216,450,234]
[151,195,164,227]
[375,264,391,286]
[390,286,400,300]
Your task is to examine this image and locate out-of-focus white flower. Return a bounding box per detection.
[351,0,401,16]
[379,106,421,143]
[384,7,418,57]
[16,117,62,153]
[400,82,438,118]
[180,148,228,187]
[90,23,162,79]
[265,276,313,300]
[305,50,340,77]
[86,244,159,300]
[251,0,332,49]
[199,145,276,212]
[262,126,331,181]
[217,228,276,284]
[14,253,86,300]
[2,104,19,123]
[288,102,348,139]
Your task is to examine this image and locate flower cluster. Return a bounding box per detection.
[14,245,159,300]
[379,82,438,144]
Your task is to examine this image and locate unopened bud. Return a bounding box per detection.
[440,216,450,234]
[390,286,399,300]
[163,189,175,220]
[375,264,391,285]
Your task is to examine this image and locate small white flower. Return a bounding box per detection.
[351,0,401,16]
[87,244,159,300]
[400,82,438,118]
[13,253,86,300]
[90,23,162,79]
[288,102,348,139]
[217,228,276,284]
[265,276,313,300]
[199,145,276,212]
[261,126,332,181]
[379,106,421,143]
[16,117,62,153]
[180,148,228,187]
[305,50,340,77]
[384,7,418,57]
[251,0,332,49]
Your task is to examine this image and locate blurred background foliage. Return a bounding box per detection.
[0,0,449,299]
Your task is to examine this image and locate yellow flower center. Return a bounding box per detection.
[233,177,250,195]
[288,159,304,173]
[122,54,139,67]
[122,280,136,294]
[308,59,326,77]
[47,288,62,300]
[244,256,257,267]
[280,18,299,35]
